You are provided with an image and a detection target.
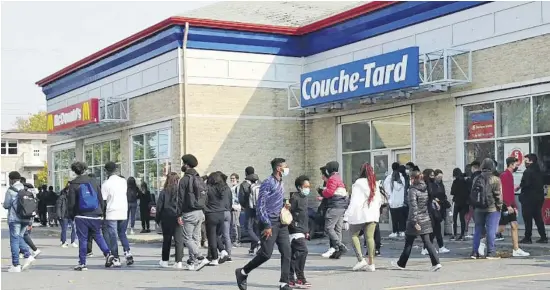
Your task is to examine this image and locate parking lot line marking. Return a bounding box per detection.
[384,272,550,289]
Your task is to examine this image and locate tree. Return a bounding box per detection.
[36,162,48,188]
[14,111,47,132]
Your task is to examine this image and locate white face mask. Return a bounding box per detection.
[405,169,410,175]
[282,168,290,177]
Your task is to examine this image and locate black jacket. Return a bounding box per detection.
[204,184,231,214]
[238,174,259,209]
[67,175,104,219]
[155,189,182,222]
[451,177,469,206]
[180,168,205,213]
[46,190,58,206]
[520,163,545,204]
[289,191,309,234]
[138,190,152,209]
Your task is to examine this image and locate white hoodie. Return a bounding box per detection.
[383,173,405,209]
[344,178,382,225]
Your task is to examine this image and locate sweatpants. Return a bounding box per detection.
[324,208,345,248]
[75,217,110,265]
[289,237,308,281]
[161,217,184,263]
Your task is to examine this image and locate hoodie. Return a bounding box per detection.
[519,162,545,204]
[383,172,406,209]
[238,174,260,209]
[67,175,104,219]
[205,184,231,213]
[344,178,382,225]
[322,162,348,209]
[179,168,206,213]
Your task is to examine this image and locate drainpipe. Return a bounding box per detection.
[179,22,189,158]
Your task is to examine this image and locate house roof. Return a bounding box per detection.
[180,1,365,27]
[1,131,47,141]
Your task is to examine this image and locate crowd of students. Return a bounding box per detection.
[4,151,547,290]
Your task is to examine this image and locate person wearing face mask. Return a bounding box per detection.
[288,175,312,288]
[519,153,548,244]
[434,169,452,237]
[450,168,469,241]
[496,157,530,256]
[422,169,450,255]
[321,161,349,259]
[384,163,406,238]
[235,158,292,290]
[229,173,242,247]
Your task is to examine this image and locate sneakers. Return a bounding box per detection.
[194,259,210,271]
[456,235,464,241]
[129,228,135,235]
[295,279,312,288]
[465,234,473,239]
[519,237,532,244]
[365,264,376,272]
[32,249,42,258]
[321,247,336,258]
[389,233,398,238]
[280,284,291,290]
[104,254,115,268]
[125,252,134,265]
[248,249,255,256]
[61,243,69,248]
[159,260,170,268]
[74,264,88,271]
[112,258,122,267]
[352,259,368,271]
[375,249,381,256]
[470,251,480,259]
[486,253,501,260]
[209,259,219,266]
[87,252,94,258]
[536,237,548,244]
[71,242,79,248]
[495,233,504,241]
[421,248,428,255]
[339,244,348,254]
[390,260,405,270]
[8,265,22,273]
[225,257,233,263]
[478,240,486,256]
[438,246,450,254]
[235,268,248,290]
[450,236,456,241]
[430,264,442,272]
[22,256,35,270]
[513,248,530,257]
[173,262,183,269]
[398,232,405,238]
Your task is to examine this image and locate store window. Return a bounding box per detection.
[1,141,18,155]
[534,94,550,134]
[463,103,496,166]
[53,148,76,192]
[84,139,121,184]
[132,129,171,194]
[497,98,530,137]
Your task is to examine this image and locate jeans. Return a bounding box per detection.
[231,209,241,243]
[75,217,111,265]
[453,204,469,237]
[9,222,31,266]
[60,218,76,244]
[105,220,131,258]
[47,206,57,225]
[290,237,308,281]
[390,207,407,233]
[245,208,260,248]
[182,210,205,263]
[324,208,345,247]
[205,212,225,260]
[473,210,501,255]
[127,202,138,229]
[161,216,184,262]
[243,221,291,283]
[397,234,440,268]
[521,200,547,239]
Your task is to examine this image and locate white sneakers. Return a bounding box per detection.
[438,247,450,254]
[513,248,530,257]
[173,262,183,269]
[8,265,22,273]
[389,233,398,238]
[22,256,35,270]
[159,260,170,268]
[390,260,405,270]
[61,243,69,248]
[391,260,442,272]
[430,264,443,272]
[32,249,42,258]
[321,247,336,258]
[421,248,428,255]
[72,242,78,248]
[352,259,368,271]
[399,232,405,238]
[209,259,219,266]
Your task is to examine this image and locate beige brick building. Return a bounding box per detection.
[38,2,550,226]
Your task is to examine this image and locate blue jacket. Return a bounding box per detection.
[3,181,27,223]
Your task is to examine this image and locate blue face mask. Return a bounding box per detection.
[302,188,310,196]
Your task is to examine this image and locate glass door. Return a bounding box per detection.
[372,150,391,182]
[394,150,412,165]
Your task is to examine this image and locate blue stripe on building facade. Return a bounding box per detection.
[44,1,487,100]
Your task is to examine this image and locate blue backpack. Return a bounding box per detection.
[78,183,99,212]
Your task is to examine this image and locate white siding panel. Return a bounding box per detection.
[127,73,142,92]
[415,26,453,54]
[275,64,301,82]
[228,61,276,81]
[159,59,178,81]
[382,36,415,53]
[494,2,542,35]
[352,45,383,61]
[142,66,159,87]
[187,58,229,78]
[325,54,354,68]
[112,78,126,96]
[543,1,550,24]
[100,83,113,99]
[452,14,495,45]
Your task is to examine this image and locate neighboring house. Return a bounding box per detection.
[0,131,47,219]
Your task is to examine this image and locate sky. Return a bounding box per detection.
[1,1,214,130]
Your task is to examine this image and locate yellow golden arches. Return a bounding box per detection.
[82,101,90,121]
[47,114,54,131]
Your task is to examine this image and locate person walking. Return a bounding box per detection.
[422,169,450,255]
[288,175,312,288]
[392,168,442,272]
[66,161,115,271]
[102,162,133,266]
[4,171,36,272]
[156,172,185,268]
[57,182,77,248]
[38,185,48,226]
[216,171,233,263]
[321,161,348,259]
[204,172,231,266]
[46,186,59,227]
[519,154,548,244]
[238,166,261,256]
[126,177,140,235]
[470,158,503,259]
[180,154,209,271]
[344,163,383,272]
[235,158,292,290]
[450,168,469,241]
[230,173,242,247]
[384,162,407,238]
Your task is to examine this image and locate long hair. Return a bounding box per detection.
[127,177,142,195]
[359,163,376,206]
[163,172,180,204]
[422,169,434,184]
[452,168,464,180]
[390,162,402,191]
[207,171,227,197]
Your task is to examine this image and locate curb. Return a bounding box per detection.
[31,228,164,244]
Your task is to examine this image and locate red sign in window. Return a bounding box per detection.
[468,120,495,140]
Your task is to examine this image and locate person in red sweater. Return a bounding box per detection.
[497,157,530,257]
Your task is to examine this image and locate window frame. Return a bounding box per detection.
[1,140,18,155]
[84,139,121,185]
[130,128,171,195]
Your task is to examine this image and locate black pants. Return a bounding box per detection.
[430,220,444,248]
[161,216,184,262]
[397,234,439,268]
[205,212,225,260]
[453,204,469,237]
[243,221,291,283]
[290,237,308,281]
[246,208,260,249]
[522,201,547,239]
[39,206,47,225]
[390,207,407,233]
[140,207,150,230]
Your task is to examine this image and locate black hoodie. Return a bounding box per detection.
[205,184,231,213]
[67,175,104,219]
[238,173,260,209]
[289,191,309,234]
[520,162,544,204]
[179,168,206,213]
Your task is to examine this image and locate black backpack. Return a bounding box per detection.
[11,187,37,219]
[238,181,251,209]
[470,174,489,209]
[188,174,208,209]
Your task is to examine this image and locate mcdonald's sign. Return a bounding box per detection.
[47,98,99,133]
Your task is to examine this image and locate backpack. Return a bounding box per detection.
[56,192,68,219]
[188,174,207,209]
[11,187,37,220]
[78,183,100,212]
[249,182,261,209]
[470,174,489,209]
[238,181,250,209]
